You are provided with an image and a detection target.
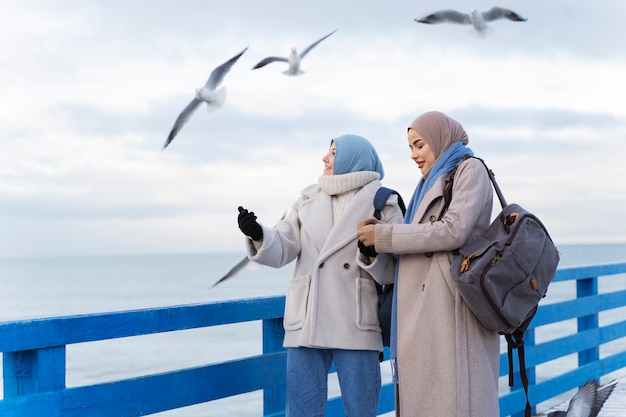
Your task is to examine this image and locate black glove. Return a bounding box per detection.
[238,206,263,241]
[358,240,378,258]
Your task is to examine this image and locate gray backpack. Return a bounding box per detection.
[449,157,560,417]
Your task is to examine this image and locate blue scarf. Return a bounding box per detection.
[403,142,473,224]
[390,142,474,373]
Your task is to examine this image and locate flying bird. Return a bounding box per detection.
[252,29,338,76]
[210,210,287,288]
[548,379,617,417]
[162,47,247,150]
[415,7,526,34]
[211,256,250,288]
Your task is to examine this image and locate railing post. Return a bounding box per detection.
[3,347,66,397]
[262,317,286,416]
[577,277,599,366]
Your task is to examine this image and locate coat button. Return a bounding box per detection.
[429,215,437,222]
[319,262,325,268]
[343,263,350,269]
[425,252,433,258]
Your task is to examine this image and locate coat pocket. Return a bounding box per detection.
[283,274,311,331]
[435,252,458,299]
[356,277,381,331]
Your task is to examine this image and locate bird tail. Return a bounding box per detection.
[206,87,227,112]
[471,26,493,38]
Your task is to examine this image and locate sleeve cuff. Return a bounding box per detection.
[375,223,394,253]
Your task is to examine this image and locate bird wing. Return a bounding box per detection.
[204,47,248,90]
[482,7,527,22]
[211,256,250,288]
[211,211,287,287]
[416,10,471,25]
[565,381,597,417]
[299,28,338,59]
[590,380,617,417]
[162,98,202,149]
[252,56,288,69]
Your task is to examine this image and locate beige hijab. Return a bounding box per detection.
[408,111,469,159]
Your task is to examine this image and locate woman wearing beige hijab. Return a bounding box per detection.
[357,111,500,416]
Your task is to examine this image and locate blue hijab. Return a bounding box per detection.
[332,134,385,178]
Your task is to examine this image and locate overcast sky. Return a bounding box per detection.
[1,0,625,258]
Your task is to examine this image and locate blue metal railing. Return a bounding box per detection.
[501,263,626,416]
[1,262,626,417]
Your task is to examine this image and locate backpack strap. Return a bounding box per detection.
[505,330,532,417]
[437,154,470,221]
[505,310,537,417]
[373,187,406,220]
[371,187,406,290]
[361,187,406,260]
[468,156,508,209]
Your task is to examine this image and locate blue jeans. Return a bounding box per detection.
[285,347,381,417]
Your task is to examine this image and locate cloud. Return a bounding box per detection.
[453,105,625,131]
[1,0,625,258]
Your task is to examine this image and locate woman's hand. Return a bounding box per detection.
[357,216,381,247]
[238,206,263,241]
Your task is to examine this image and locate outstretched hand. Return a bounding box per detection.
[238,206,263,241]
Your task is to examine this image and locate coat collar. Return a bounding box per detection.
[411,175,446,223]
[299,186,332,251]
[299,180,380,261]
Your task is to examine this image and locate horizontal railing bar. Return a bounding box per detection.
[0,296,285,352]
[498,330,597,376]
[551,262,626,282]
[0,352,287,417]
[533,290,626,326]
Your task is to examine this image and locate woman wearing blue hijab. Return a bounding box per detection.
[237,134,403,416]
[357,112,499,416]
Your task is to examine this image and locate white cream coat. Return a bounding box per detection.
[246,179,404,350]
[374,157,501,417]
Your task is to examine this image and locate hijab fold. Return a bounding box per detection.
[403,142,473,223]
[332,134,385,178]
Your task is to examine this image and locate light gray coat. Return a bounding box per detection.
[246,179,404,350]
[375,157,501,416]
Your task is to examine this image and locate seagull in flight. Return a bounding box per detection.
[415,7,526,34]
[548,379,616,417]
[210,210,287,288]
[162,47,247,150]
[210,256,249,288]
[252,29,338,76]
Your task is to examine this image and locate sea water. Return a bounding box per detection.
[1,243,625,416]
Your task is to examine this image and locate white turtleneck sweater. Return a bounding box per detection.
[318,171,380,224]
